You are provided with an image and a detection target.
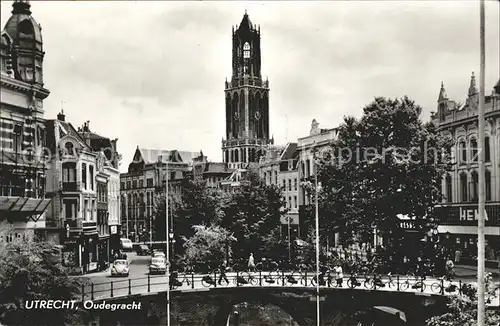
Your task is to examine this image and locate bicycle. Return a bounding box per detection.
[256,259,280,273]
[399,274,426,291]
[233,271,258,286]
[365,273,397,289]
[169,272,191,290]
[430,277,458,294]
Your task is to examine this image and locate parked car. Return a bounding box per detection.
[120,238,133,252]
[111,259,130,277]
[149,257,167,275]
[152,250,166,258]
[136,244,150,256]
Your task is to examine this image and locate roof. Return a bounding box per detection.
[204,162,231,174]
[3,1,42,44]
[238,12,253,31]
[280,143,298,160]
[45,119,92,152]
[134,148,202,165]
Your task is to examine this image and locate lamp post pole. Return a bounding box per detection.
[477,0,486,324]
[288,216,292,266]
[313,142,320,326]
[164,157,171,326]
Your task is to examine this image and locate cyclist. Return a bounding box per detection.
[445,258,455,281]
[218,259,229,285]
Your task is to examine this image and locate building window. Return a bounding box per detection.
[459,141,467,165]
[64,199,77,219]
[470,138,478,163]
[120,182,125,190]
[485,170,492,201]
[64,142,74,156]
[485,137,490,162]
[243,42,250,59]
[89,165,94,191]
[294,178,297,191]
[445,174,452,202]
[139,180,143,188]
[264,172,267,184]
[288,196,292,208]
[282,179,286,190]
[469,172,478,202]
[460,173,468,202]
[127,181,131,189]
[62,162,76,183]
[170,172,175,180]
[147,178,153,187]
[294,196,297,208]
[132,180,137,189]
[81,163,87,189]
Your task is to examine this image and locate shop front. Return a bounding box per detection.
[97,237,109,271]
[82,234,99,274]
[61,236,82,275]
[109,225,121,260]
[435,203,500,267]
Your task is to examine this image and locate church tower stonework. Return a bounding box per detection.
[222,12,273,169]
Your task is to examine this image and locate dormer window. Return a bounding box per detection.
[243,42,250,59]
[65,142,74,156]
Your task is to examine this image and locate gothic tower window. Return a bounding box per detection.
[243,42,250,58]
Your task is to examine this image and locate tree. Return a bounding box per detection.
[175,179,225,239]
[182,225,236,272]
[220,169,286,261]
[0,230,86,326]
[318,97,453,255]
[426,277,500,326]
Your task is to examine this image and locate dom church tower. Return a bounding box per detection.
[222,12,273,169]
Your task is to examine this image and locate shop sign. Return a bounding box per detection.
[435,204,500,226]
[64,239,77,245]
[281,215,299,225]
[88,262,97,271]
[400,220,416,230]
[110,226,117,235]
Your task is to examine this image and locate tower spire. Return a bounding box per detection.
[438,81,448,102]
[469,71,478,96]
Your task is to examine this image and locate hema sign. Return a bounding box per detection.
[435,204,499,226]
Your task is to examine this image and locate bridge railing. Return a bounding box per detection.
[79,271,490,303]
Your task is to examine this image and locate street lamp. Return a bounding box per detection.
[159,155,171,326]
[313,142,321,326]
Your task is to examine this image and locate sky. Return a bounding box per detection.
[1,1,499,172]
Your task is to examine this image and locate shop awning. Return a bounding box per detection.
[0,196,51,218]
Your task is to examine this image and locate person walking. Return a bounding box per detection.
[334,262,343,287]
[248,253,255,272]
[218,259,229,285]
[454,249,461,264]
[445,258,455,281]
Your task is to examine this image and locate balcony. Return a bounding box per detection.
[64,218,82,229]
[82,221,97,228]
[62,182,79,192]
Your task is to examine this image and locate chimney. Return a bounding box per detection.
[57,110,65,122]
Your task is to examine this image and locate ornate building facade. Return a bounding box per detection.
[120,148,202,242]
[432,74,500,265]
[0,0,51,246]
[222,12,273,170]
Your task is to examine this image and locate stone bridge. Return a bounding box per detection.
[76,271,483,326]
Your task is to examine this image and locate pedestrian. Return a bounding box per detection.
[248,253,255,272]
[454,249,461,264]
[218,259,229,285]
[334,261,343,287]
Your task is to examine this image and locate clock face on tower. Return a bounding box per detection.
[255,111,261,120]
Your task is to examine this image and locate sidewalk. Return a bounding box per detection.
[454,264,499,278]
